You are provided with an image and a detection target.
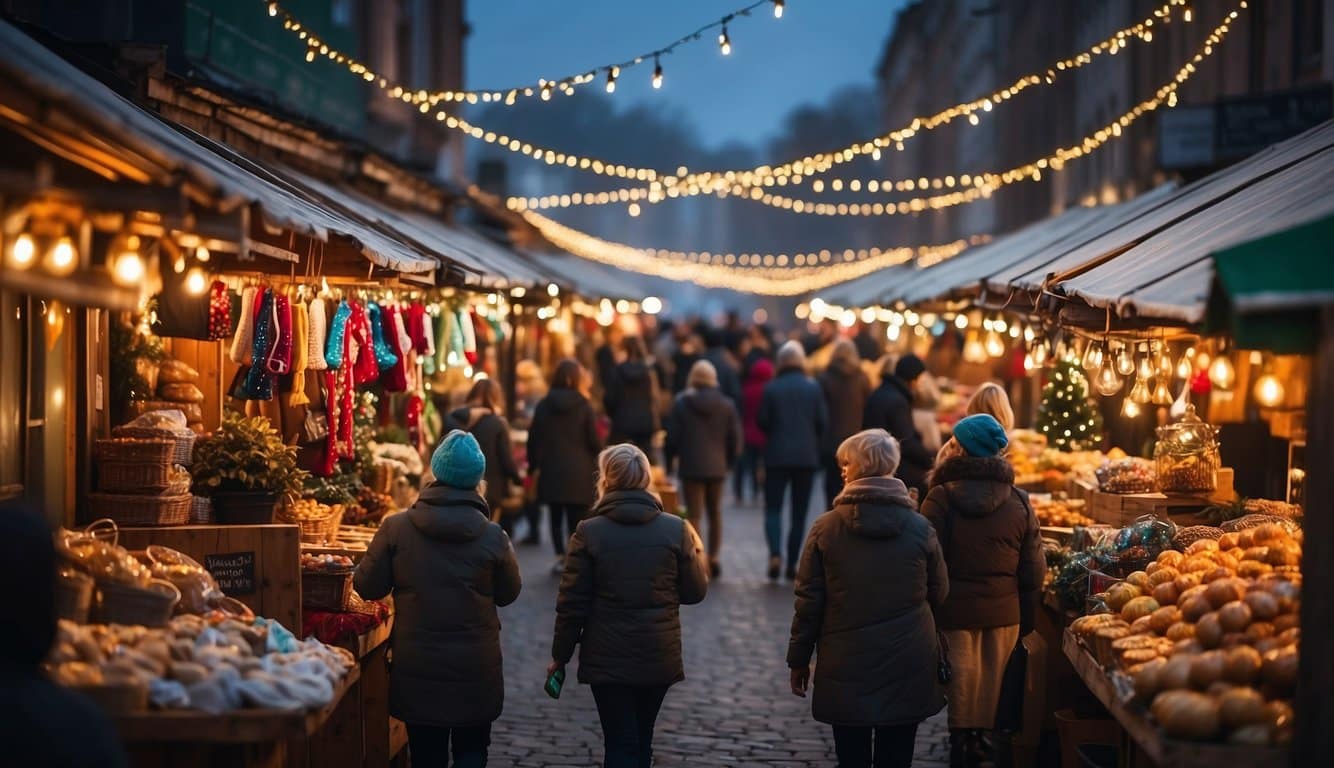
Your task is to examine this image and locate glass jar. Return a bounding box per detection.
[1153,404,1220,492]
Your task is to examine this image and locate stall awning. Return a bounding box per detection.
[0,20,438,275]
[526,250,646,301]
[1206,213,1334,352]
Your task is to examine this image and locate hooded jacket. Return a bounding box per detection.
[757,367,829,469]
[862,375,933,494]
[445,406,521,509]
[552,489,709,686]
[664,386,742,481]
[788,476,948,727]
[528,387,603,506]
[606,360,660,441]
[353,485,522,727]
[817,357,872,454]
[741,358,774,448]
[920,456,1043,631]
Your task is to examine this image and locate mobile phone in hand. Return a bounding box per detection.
[544,667,565,699]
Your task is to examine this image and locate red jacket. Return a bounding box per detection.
[742,358,774,448]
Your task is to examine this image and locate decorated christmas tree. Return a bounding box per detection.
[1037,358,1104,451]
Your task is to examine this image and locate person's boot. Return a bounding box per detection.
[965,729,993,767]
[949,729,968,768]
[767,555,781,580]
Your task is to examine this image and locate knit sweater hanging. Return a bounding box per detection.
[324,300,352,370]
[307,297,329,371]
[229,286,258,365]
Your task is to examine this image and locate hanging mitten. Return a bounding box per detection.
[307,297,328,371]
[407,303,428,353]
[229,286,258,364]
[380,304,409,392]
[324,300,351,370]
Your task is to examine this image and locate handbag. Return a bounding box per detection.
[937,630,953,685]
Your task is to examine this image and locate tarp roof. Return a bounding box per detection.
[526,250,647,301]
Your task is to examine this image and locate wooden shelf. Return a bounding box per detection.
[1062,630,1286,767]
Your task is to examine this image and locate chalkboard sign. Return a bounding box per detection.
[204,551,257,596]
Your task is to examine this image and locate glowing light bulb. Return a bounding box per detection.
[196,246,210,262]
[652,58,663,89]
[268,2,278,17]
[1254,373,1284,408]
[1122,399,1141,418]
[9,233,35,267]
[964,332,988,364]
[642,296,662,315]
[185,268,208,295]
[1137,348,1154,380]
[954,314,968,330]
[719,26,731,56]
[1128,376,1152,404]
[47,236,77,275]
[1176,351,1193,379]
[1114,344,1135,376]
[1094,362,1123,397]
[1031,341,1048,366]
[1208,355,1236,390]
[605,67,618,94]
[1081,341,1103,371]
[112,252,145,285]
[1151,379,1174,405]
[984,330,1005,358]
[772,0,784,18]
[547,283,559,297]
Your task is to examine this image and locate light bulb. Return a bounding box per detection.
[984,330,1005,358]
[112,252,145,285]
[1137,348,1153,380]
[1254,373,1284,408]
[719,26,731,56]
[1031,341,1048,366]
[268,2,278,16]
[1151,379,1174,405]
[1115,344,1135,376]
[1208,355,1236,390]
[8,233,35,267]
[1128,376,1152,404]
[1081,341,1103,371]
[642,296,662,315]
[954,314,968,329]
[1123,399,1141,418]
[1023,325,1035,343]
[605,67,618,93]
[1176,352,1193,379]
[773,0,784,18]
[185,268,207,295]
[196,245,210,262]
[652,58,663,89]
[1094,362,1123,397]
[547,283,559,297]
[1023,352,1036,372]
[1156,348,1173,379]
[964,333,988,364]
[1008,323,1020,338]
[47,236,77,275]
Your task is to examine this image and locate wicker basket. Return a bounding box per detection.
[278,502,346,545]
[112,425,196,466]
[56,569,94,623]
[302,569,354,611]
[189,495,214,525]
[73,681,149,715]
[88,492,191,527]
[94,437,174,464]
[368,463,395,495]
[95,578,180,627]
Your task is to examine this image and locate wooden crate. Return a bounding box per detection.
[118,524,301,632]
[1086,468,1235,526]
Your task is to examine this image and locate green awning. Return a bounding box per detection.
[1206,213,1334,352]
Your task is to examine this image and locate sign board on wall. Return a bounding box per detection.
[1158,83,1333,170]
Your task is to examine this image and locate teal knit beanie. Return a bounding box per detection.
[431,430,486,489]
[953,414,1009,458]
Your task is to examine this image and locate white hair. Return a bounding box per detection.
[837,429,902,481]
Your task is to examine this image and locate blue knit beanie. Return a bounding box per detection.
[953,414,1008,458]
[431,430,486,489]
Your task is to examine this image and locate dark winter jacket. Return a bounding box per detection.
[742,358,774,448]
[818,359,872,455]
[552,489,709,686]
[920,456,1043,631]
[354,485,522,727]
[664,386,742,481]
[863,376,933,494]
[446,406,522,510]
[606,360,660,442]
[788,476,948,727]
[757,368,829,469]
[528,387,603,506]
[704,347,742,406]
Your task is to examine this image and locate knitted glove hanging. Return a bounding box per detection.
[307,297,329,371]
[366,302,399,370]
[324,300,352,370]
[407,303,428,353]
[380,304,409,393]
[229,286,258,364]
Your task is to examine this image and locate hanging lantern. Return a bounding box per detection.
[1081,340,1104,371]
[1151,378,1174,405]
[1208,354,1236,390]
[1128,376,1152,404]
[1094,360,1124,397]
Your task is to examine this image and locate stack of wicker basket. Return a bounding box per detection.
[89,427,194,526]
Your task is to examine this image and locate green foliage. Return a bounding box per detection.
[1036,358,1104,452]
[303,470,361,506]
[108,314,165,421]
[191,412,308,495]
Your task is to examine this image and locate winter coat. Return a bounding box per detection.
[664,386,742,481]
[788,476,948,727]
[446,406,522,511]
[742,358,774,448]
[606,360,660,442]
[817,359,872,455]
[757,368,829,469]
[354,485,522,727]
[920,456,1043,631]
[528,387,602,506]
[552,489,709,686]
[704,347,742,406]
[862,376,933,494]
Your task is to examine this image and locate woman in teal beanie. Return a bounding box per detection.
[355,430,522,767]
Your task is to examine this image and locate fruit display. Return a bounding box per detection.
[1071,522,1302,746]
[1096,457,1157,494]
[344,486,395,526]
[1033,495,1094,527]
[46,615,354,714]
[285,498,339,521]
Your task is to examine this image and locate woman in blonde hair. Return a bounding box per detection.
[937,382,1016,466]
[550,443,709,768]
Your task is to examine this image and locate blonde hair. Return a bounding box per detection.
[830,338,859,369]
[836,429,901,481]
[967,382,1015,431]
[596,443,653,501]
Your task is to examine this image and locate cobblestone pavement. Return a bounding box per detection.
[488,490,950,767]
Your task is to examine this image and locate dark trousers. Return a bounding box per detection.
[764,466,815,565]
[733,443,763,502]
[683,478,724,560]
[406,722,491,768]
[821,452,845,510]
[521,500,542,542]
[549,503,588,556]
[832,723,918,768]
[590,684,670,768]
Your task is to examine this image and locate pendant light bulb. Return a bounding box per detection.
[651,57,663,89]
[1128,376,1152,404]
[1081,340,1103,371]
[1123,398,1142,418]
[1151,379,1174,405]
[1031,340,1048,366]
[1114,343,1135,376]
[1208,355,1236,390]
[1094,361,1123,397]
[984,330,1006,358]
[719,25,731,56]
[772,0,784,18]
[9,233,36,268]
[47,236,77,275]
[1254,373,1285,408]
[1136,347,1154,380]
[605,67,618,93]
[1176,351,1193,379]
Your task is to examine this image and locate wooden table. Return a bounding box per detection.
[353,617,408,767]
[1062,630,1287,767]
[118,666,361,767]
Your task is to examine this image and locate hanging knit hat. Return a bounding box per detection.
[431,429,486,489]
[952,413,1009,458]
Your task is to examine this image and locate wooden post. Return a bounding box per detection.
[1296,305,1334,765]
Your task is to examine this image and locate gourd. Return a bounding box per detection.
[1151,690,1221,740]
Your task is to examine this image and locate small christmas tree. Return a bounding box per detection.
[1037,358,1104,451]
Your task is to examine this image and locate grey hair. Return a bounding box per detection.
[596,443,653,501]
[776,340,807,372]
[687,359,718,389]
[836,429,902,481]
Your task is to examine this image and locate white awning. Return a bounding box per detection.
[526,250,647,301]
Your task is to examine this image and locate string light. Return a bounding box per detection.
[652,56,664,89]
[605,67,618,94]
[46,236,77,276]
[516,208,978,296]
[7,233,36,268]
[719,23,732,55]
[508,2,1241,216]
[264,0,778,108]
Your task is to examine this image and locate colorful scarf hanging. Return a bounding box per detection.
[229,285,258,364]
[460,308,478,365]
[324,300,351,370]
[367,302,399,370]
[422,308,438,376]
[307,297,329,371]
[208,281,232,341]
[349,302,380,386]
[436,307,454,370]
[243,289,277,400]
[287,300,310,407]
[266,293,293,375]
[380,303,409,392]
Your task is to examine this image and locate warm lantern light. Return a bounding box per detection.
[1151,379,1174,405]
[1094,362,1123,397]
[1128,377,1152,404]
[954,314,969,330]
[111,251,145,285]
[47,236,77,275]
[546,282,559,297]
[1081,340,1104,371]
[984,330,1006,358]
[1208,355,1236,390]
[963,332,988,364]
[642,296,662,315]
[185,268,208,295]
[1137,348,1154,380]
[772,0,784,18]
[1254,373,1284,408]
[8,233,36,268]
[1176,350,1193,379]
[1123,399,1141,418]
[1114,344,1135,376]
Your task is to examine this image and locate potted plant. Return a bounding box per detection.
[191,412,308,524]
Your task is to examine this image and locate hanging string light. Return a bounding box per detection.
[652,56,664,89]
[263,0,779,108]
[508,2,1243,215]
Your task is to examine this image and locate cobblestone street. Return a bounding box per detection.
[489,492,950,767]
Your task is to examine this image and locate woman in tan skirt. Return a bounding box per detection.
[920,414,1043,767]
